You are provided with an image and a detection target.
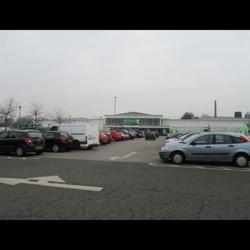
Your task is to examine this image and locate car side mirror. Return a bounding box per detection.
[190,141,196,145]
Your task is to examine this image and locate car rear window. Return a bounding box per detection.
[27,132,43,138]
[60,132,71,138]
[232,135,248,143]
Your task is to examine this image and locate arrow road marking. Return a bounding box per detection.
[109,156,120,160]
[0,175,103,192]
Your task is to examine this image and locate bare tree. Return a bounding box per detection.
[52,109,66,125]
[29,102,45,127]
[0,98,18,131]
[181,112,195,119]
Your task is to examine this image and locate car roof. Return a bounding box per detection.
[195,132,245,137]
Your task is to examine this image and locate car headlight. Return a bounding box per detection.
[161,146,168,151]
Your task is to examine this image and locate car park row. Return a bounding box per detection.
[0,127,145,156]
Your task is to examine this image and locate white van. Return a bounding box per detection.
[59,123,100,149]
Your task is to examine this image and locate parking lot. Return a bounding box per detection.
[1,136,250,219]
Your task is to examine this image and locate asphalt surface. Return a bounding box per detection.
[0,137,250,219]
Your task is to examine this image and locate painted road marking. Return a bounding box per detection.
[0,157,41,160]
[119,152,137,159]
[147,162,250,172]
[109,152,137,161]
[109,156,120,160]
[0,175,103,192]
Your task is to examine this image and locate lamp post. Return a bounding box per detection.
[114,96,117,115]
[18,106,21,129]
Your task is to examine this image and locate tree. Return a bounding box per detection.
[0,98,18,131]
[12,115,34,129]
[51,109,66,125]
[181,112,195,119]
[29,102,45,127]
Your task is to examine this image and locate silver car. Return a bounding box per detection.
[159,132,250,167]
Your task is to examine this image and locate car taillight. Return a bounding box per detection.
[59,136,66,143]
[24,137,32,144]
[240,135,249,142]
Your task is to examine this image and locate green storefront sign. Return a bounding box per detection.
[124,118,139,125]
[239,127,248,135]
[170,127,179,134]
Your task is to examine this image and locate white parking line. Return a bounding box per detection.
[147,162,250,172]
[109,156,120,161]
[119,152,137,159]
[109,152,137,161]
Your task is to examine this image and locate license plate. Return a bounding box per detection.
[35,146,43,150]
[68,140,72,143]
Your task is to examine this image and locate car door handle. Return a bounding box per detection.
[228,145,234,147]
[205,146,212,148]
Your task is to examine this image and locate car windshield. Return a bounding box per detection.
[179,132,197,141]
[183,133,200,143]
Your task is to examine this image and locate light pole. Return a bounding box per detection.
[114,96,117,115]
[18,106,21,129]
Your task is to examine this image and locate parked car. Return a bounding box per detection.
[159,132,250,167]
[154,130,159,137]
[128,130,137,139]
[145,131,157,140]
[121,132,130,140]
[166,132,189,140]
[111,130,122,141]
[43,131,74,152]
[0,130,44,157]
[165,132,197,144]
[99,132,109,145]
[117,129,134,140]
[59,123,100,149]
[102,131,113,143]
[135,130,144,138]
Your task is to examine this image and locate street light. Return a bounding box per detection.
[18,106,22,129]
[114,96,117,115]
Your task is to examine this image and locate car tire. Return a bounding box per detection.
[234,154,249,167]
[171,152,185,164]
[16,146,25,157]
[52,144,60,153]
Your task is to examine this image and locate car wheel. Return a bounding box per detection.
[234,154,249,167]
[171,152,185,164]
[16,147,25,157]
[52,144,60,153]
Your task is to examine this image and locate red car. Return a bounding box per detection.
[120,132,130,140]
[104,131,113,143]
[99,132,109,145]
[111,130,122,141]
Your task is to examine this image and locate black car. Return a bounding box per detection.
[134,130,144,138]
[145,131,157,140]
[0,130,44,157]
[43,131,74,152]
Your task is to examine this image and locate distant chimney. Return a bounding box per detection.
[214,100,217,118]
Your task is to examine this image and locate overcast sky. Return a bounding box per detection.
[0,30,250,119]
